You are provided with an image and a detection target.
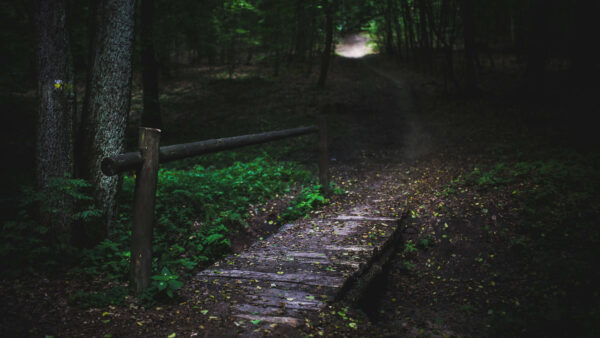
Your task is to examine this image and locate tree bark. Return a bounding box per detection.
[317,0,334,87]
[33,0,76,239]
[141,0,162,129]
[78,0,136,243]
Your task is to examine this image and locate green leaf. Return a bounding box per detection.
[251,319,262,325]
[168,279,183,290]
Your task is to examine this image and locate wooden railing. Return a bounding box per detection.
[101,116,328,293]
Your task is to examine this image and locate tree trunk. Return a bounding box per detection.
[400,0,414,61]
[570,0,596,86]
[78,0,136,243]
[392,0,403,60]
[525,0,550,94]
[317,0,334,87]
[141,0,161,129]
[33,0,76,240]
[417,0,431,69]
[384,0,395,55]
[461,0,477,94]
[294,0,307,62]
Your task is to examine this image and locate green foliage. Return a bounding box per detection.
[140,267,184,302]
[0,177,101,275]
[281,184,327,221]
[465,162,513,188]
[403,240,417,253]
[2,156,323,304]
[76,157,319,302]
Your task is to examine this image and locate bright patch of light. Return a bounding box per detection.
[336,34,373,58]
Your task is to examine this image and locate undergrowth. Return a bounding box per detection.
[0,156,327,305]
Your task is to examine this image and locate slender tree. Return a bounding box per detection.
[392,0,403,60]
[318,0,335,87]
[141,0,162,128]
[461,0,477,94]
[77,0,136,243]
[570,0,596,86]
[33,0,76,239]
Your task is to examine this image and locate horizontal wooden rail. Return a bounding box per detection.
[101,126,318,176]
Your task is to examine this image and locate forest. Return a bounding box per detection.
[1,0,599,336]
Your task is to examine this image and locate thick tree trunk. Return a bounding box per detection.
[78,0,136,243]
[141,0,161,129]
[317,0,334,87]
[33,0,76,239]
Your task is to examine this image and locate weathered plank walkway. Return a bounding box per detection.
[197,204,403,330]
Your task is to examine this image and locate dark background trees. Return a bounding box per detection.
[0,0,597,264]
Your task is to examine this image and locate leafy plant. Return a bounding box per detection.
[403,240,417,253]
[151,267,183,298]
[281,184,327,221]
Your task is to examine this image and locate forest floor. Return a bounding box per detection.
[1,51,600,337]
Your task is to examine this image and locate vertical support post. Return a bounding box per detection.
[318,115,330,195]
[131,127,161,294]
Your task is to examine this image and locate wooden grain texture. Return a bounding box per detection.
[130,127,161,293]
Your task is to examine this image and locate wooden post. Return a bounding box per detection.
[131,127,161,294]
[318,115,329,195]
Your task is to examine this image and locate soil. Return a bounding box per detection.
[1,44,599,337]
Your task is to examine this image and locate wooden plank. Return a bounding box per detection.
[332,215,399,222]
[197,269,344,288]
[234,314,300,327]
[324,245,375,252]
[247,295,323,310]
